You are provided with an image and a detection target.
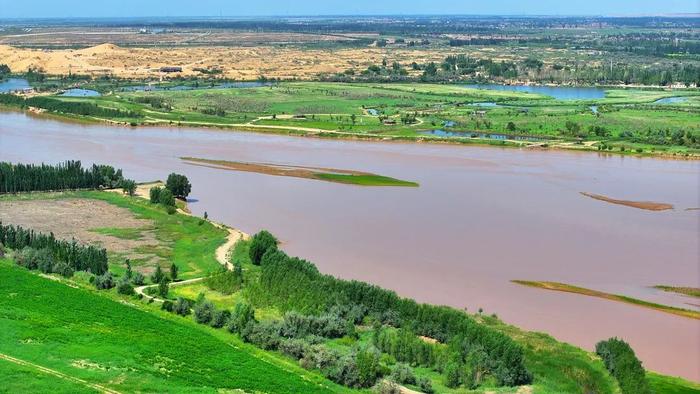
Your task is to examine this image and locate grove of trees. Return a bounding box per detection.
[0,222,108,275]
[0,161,133,194]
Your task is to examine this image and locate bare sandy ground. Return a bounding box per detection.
[0,43,464,80]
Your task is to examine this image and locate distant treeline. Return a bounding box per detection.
[88,16,700,33]
[0,94,139,118]
[247,244,532,388]
[0,222,108,275]
[0,161,132,194]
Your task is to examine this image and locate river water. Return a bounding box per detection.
[1,111,698,380]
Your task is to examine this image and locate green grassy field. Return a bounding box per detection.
[0,259,345,394]
[30,81,699,156]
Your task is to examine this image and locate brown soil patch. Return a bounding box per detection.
[0,198,163,272]
[580,192,674,211]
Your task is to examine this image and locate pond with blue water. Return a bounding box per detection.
[461,84,606,100]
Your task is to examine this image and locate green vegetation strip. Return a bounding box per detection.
[513,281,700,320]
[0,260,338,393]
[654,286,700,298]
[181,157,419,187]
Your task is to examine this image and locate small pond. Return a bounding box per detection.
[421,129,546,142]
[0,78,31,93]
[653,97,689,105]
[460,84,606,100]
[60,88,101,97]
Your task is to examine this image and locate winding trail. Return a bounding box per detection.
[0,353,122,394]
[135,225,248,302]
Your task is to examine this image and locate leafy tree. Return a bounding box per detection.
[0,64,10,76]
[157,277,170,298]
[170,263,179,281]
[94,272,115,290]
[596,338,651,394]
[228,302,256,334]
[249,230,278,265]
[166,173,191,199]
[132,271,145,286]
[443,360,462,388]
[506,121,516,132]
[117,277,135,295]
[390,363,416,385]
[121,179,136,196]
[149,186,162,204]
[173,297,192,316]
[210,309,231,328]
[194,300,215,324]
[151,265,165,284]
[158,188,176,207]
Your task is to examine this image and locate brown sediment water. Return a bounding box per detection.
[580,192,674,211]
[1,111,698,381]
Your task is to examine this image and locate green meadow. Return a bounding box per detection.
[0,259,344,394]
[27,81,699,156]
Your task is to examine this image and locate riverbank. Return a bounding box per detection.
[2,189,699,392]
[2,110,698,380]
[2,80,699,159]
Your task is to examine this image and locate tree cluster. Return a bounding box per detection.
[0,161,133,194]
[1,222,108,275]
[245,230,531,389]
[595,338,651,394]
[0,94,140,118]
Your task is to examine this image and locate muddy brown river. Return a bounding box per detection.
[1,111,698,380]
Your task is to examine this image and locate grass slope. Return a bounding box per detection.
[0,260,341,394]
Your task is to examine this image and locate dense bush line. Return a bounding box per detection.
[245,232,531,388]
[0,160,132,194]
[0,93,139,118]
[0,222,108,275]
[596,338,651,394]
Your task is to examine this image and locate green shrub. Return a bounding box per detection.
[94,272,115,290]
[159,188,176,207]
[194,300,215,325]
[249,230,278,265]
[149,186,162,204]
[595,338,651,394]
[228,302,256,334]
[117,278,135,295]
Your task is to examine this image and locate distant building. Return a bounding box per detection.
[160,67,182,73]
[474,110,487,117]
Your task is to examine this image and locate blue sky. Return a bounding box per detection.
[0,0,697,18]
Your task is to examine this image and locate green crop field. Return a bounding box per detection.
[0,259,345,394]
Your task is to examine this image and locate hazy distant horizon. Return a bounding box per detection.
[0,0,697,19]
